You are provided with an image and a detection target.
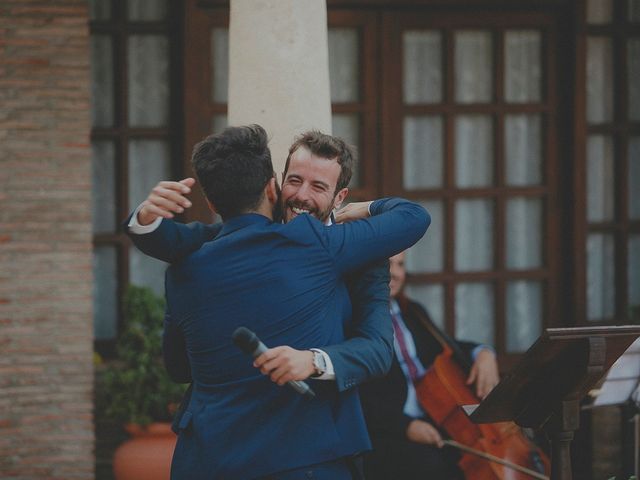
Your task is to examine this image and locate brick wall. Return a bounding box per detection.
[0,1,95,479]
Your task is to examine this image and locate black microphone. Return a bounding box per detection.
[232,327,315,399]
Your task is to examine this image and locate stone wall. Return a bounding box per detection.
[0,1,95,478]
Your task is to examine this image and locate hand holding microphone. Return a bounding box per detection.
[232,327,316,399]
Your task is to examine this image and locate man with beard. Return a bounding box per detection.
[127,131,395,394]
[127,127,428,479]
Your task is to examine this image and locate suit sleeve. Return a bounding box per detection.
[123,212,221,264]
[323,198,430,275]
[321,260,394,392]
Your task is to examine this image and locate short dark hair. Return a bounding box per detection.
[284,131,355,192]
[191,124,274,220]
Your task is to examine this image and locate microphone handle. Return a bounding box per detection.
[251,341,316,399]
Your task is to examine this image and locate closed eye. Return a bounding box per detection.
[285,175,302,185]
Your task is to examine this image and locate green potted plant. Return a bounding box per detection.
[99,285,187,480]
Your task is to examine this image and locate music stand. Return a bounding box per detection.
[462,326,640,480]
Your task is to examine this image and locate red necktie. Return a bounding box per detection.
[391,310,420,382]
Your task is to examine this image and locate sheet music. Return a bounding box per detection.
[593,338,640,407]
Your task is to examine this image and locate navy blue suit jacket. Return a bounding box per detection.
[127,198,429,479]
[127,220,394,392]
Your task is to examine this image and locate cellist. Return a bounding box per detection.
[360,250,500,480]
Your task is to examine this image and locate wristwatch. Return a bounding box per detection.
[310,349,327,378]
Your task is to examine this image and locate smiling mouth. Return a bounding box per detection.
[291,206,311,215]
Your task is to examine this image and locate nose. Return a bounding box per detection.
[292,182,312,201]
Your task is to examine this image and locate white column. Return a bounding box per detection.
[228,0,332,176]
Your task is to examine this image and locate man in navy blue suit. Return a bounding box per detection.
[127,131,396,406]
[130,125,429,479]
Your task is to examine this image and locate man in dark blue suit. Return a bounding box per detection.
[127,131,396,406]
[132,125,429,479]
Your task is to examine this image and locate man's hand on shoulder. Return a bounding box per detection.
[334,201,373,224]
[138,178,195,226]
[406,419,444,448]
[253,346,316,386]
[466,348,499,400]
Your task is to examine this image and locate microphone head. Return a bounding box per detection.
[232,327,259,354]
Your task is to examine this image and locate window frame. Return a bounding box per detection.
[90,1,183,356]
[381,11,561,366]
[574,0,640,326]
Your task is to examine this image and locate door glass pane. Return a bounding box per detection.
[128,140,172,211]
[211,28,229,103]
[506,197,543,269]
[128,35,169,127]
[505,114,542,186]
[128,0,167,21]
[587,135,615,222]
[404,31,442,104]
[455,199,494,271]
[455,115,493,187]
[129,247,167,296]
[89,0,111,21]
[403,116,443,189]
[587,37,614,124]
[504,30,541,103]
[587,233,615,321]
[630,235,640,307]
[332,114,360,188]
[628,38,640,121]
[94,246,118,340]
[630,137,640,220]
[587,0,613,24]
[328,28,359,103]
[455,283,494,345]
[92,141,116,234]
[212,114,228,135]
[404,283,445,329]
[630,0,640,22]
[454,31,493,103]
[90,35,114,128]
[506,281,542,353]
[406,200,444,273]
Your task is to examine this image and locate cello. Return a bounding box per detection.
[402,297,551,479]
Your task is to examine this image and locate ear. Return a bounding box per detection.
[332,187,349,210]
[265,177,278,205]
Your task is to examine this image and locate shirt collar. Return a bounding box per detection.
[390,298,401,315]
[326,210,335,226]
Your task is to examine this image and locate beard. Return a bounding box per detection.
[281,197,335,224]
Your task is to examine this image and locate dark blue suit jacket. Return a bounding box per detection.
[127,220,394,393]
[127,198,429,479]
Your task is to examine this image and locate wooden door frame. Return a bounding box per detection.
[380,10,564,367]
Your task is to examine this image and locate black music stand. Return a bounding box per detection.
[462,326,640,480]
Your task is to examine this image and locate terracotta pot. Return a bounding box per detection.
[113,422,177,480]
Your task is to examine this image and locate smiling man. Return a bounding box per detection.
[279,132,351,223]
[125,125,429,479]
[125,128,429,479]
